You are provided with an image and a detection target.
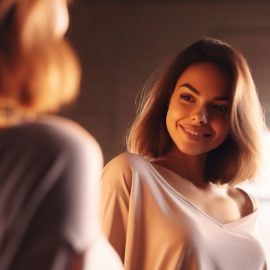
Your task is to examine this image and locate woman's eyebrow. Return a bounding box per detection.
[179,83,200,95]
[179,82,230,101]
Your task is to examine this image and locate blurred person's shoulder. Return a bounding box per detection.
[37,115,103,164]
[37,115,101,153]
[0,115,102,164]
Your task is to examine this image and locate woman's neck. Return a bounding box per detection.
[154,146,208,188]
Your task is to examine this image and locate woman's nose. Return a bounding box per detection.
[191,106,208,125]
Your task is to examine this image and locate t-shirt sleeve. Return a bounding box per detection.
[100,153,132,263]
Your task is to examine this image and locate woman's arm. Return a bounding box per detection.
[100,153,132,263]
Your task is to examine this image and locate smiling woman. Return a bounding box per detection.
[100,38,268,270]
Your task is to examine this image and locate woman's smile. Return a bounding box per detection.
[179,124,214,141]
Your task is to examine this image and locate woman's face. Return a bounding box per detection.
[166,62,231,156]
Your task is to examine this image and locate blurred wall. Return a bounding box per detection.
[65,1,270,162]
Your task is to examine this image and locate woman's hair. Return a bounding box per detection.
[126,37,266,185]
[0,0,80,114]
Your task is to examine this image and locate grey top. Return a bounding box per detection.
[0,116,105,270]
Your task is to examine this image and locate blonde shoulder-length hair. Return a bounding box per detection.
[0,0,80,114]
[126,38,266,185]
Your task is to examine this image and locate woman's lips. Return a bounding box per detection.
[179,125,213,140]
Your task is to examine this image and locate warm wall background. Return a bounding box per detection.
[66,0,270,162]
[65,0,270,257]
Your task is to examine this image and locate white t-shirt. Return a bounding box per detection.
[101,152,268,270]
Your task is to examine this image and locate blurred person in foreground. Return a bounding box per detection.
[0,0,123,269]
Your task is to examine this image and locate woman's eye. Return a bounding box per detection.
[180,94,195,103]
[212,104,228,114]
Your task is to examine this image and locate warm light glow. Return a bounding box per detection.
[258,130,270,190]
[240,130,270,258]
[52,0,69,38]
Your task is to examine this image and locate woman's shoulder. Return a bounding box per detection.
[1,115,103,167]
[36,115,100,146]
[229,186,257,216]
[38,116,103,167]
[101,152,148,194]
[22,116,100,151]
[104,152,147,175]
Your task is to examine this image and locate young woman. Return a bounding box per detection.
[0,0,122,269]
[101,38,268,270]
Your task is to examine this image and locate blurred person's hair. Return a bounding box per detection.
[0,0,80,115]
